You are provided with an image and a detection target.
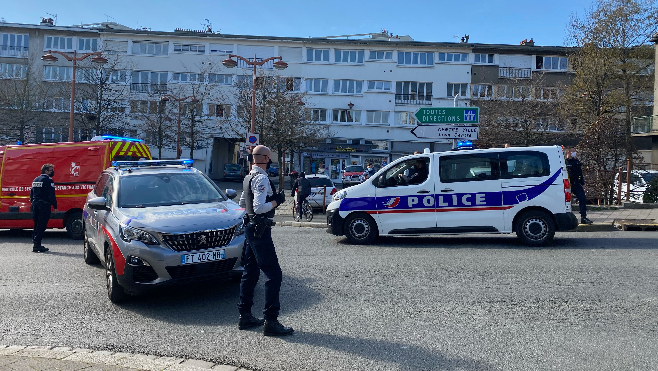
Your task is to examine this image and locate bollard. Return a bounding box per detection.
[626,158,632,202]
[617,166,623,205]
[322,186,327,213]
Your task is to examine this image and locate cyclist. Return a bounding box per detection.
[291,172,311,218]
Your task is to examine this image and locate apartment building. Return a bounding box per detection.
[0,20,573,182]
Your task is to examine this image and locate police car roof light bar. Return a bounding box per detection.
[112,159,193,169]
[92,135,144,143]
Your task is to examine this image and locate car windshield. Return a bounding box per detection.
[641,173,658,183]
[118,173,225,208]
[345,165,364,172]
[225,164,241,171]
[308,178,334,187]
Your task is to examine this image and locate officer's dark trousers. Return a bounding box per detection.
[32,202,51,248]
[238,223,282,321]
[571,183,588,217]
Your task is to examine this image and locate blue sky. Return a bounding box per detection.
[2,0,595,46]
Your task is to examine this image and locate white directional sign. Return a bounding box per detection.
[411,125,479,140]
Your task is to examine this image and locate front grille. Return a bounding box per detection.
[162,227,236,252]
[133,265,158,283]
[166,258,238,279]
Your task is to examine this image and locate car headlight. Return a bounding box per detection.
[333,190,347,202]
[119,225,159,245]
[232,219,246,239]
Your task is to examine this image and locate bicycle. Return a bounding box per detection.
[292,197,314,222]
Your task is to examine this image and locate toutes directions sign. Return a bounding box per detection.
[414,107,479,124]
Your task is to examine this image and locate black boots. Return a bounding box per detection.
[263,319,294,336]
[580,217,593,225]
[32,246,49,253]
[238,313,264,330]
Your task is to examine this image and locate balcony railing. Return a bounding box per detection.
[0,46,29,57]
[499,67,532,79]
[238,57,273,69]
[130,83,168,94]
[632,115,657,134]
[395,94,433,106]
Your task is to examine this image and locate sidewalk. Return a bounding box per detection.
[0,345,248,371]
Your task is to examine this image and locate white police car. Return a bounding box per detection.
[326,146,578,246]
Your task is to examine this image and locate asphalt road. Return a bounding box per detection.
[1,228,658,371]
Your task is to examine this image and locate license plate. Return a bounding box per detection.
[181,249,225,264]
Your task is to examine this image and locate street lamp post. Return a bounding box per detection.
[160,94,199,159]
[41,50,108,142]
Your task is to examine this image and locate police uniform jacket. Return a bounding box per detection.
[566,157,585,186]
[30,174,57,208]
[239,165,274,216]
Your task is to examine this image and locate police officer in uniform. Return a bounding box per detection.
[30,163,57,253]
[565,147,593,225]
[237,145,293,336]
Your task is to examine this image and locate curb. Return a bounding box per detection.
[572,223,619,232]
[0,345,250,371]
[278,221,327,229]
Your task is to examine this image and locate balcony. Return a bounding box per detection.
[0,46,29,58]
[499,67,532,79]
[632,115,658,135]
[130,83,168,94]
[395,94,433,106]
[238,57,273,69]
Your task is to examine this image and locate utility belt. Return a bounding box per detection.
[243,214,276,238]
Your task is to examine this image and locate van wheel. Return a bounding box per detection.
[105,248,128,303]
[516,210,555,246]
[83,228,99,265]
[345,213,378,245]
[66,212,84,240]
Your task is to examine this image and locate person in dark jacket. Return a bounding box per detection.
[565,148,592,225]
[291,172,311,219]
[30,163,57,252]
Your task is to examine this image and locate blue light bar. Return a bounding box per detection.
[456,140,474,150]
[92,135,144,143]
[112,159,193,168]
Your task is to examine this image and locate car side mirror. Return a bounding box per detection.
[225,189,238,200]
[87,196,108,210]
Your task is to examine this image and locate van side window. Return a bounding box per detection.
[376,157,430,187]
[500,151,549,179]
[439,153,499,183]
[94,174,109,196]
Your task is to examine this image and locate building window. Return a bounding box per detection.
[0,63,26,79]
[1,33,29,57]
[208,74,232,85]
[130,100,165,114]
[131,71,168,93]
[42,127,58,143]
[366,81,392,92]
[447,83,468,97]
[498,85,530,100]
[306,48,329,62]
[208,104,230,117]
[285,77,301,92]
[333,109,361,123]
[398,51,434,66]
[335,50,364,64]
[394,112,418,125]
[108,101,127,113]
[78,38,99,52]
[311,108,327,122]
[474,53,494,64]
[42,97,66,111]
[366,111,390,124]
[438,52,468,63]
[333,79,363,95]
[370,140,389,150]
[535,87,560,101]
[306,78,328,93]
[209,44,233,54]
[44,36,73,51]
[109,70,128,84]
[172,72,204,83]
[472,84,493,99]
[536,56,567,70]
[395,81,432,104]
[43,66,72,81]
[132,41,169,56]
[368,51,393,61]
[173,43,206,53]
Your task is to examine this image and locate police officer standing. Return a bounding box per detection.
[565,147,593,225]
[30,163,57,253]
[237,145,293,336]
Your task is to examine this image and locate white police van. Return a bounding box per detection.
[326,146,578,246]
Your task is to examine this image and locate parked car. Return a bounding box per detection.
[294,174,337,211]
[342,165,365,187]
[223,163,243,181]
[268,163,279,177]
[83,159,246,303]
[614,170,658,203]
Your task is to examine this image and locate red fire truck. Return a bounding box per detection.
[0,136,152,239]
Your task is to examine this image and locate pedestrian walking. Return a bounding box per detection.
[30,163,57,253]
[565,147,593,224]
[237,145,294,336]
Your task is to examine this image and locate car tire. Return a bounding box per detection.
[516,210,555,246]
[66,211,84,240]
[344,213,378,245]
[105,247,128,303]
[83,227,100,265]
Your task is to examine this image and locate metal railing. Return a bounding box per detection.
[0,46,29,57]
[395,94,433,106]
[631,115,656,134]
[130,83,168,93]
[499,67,532,79]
